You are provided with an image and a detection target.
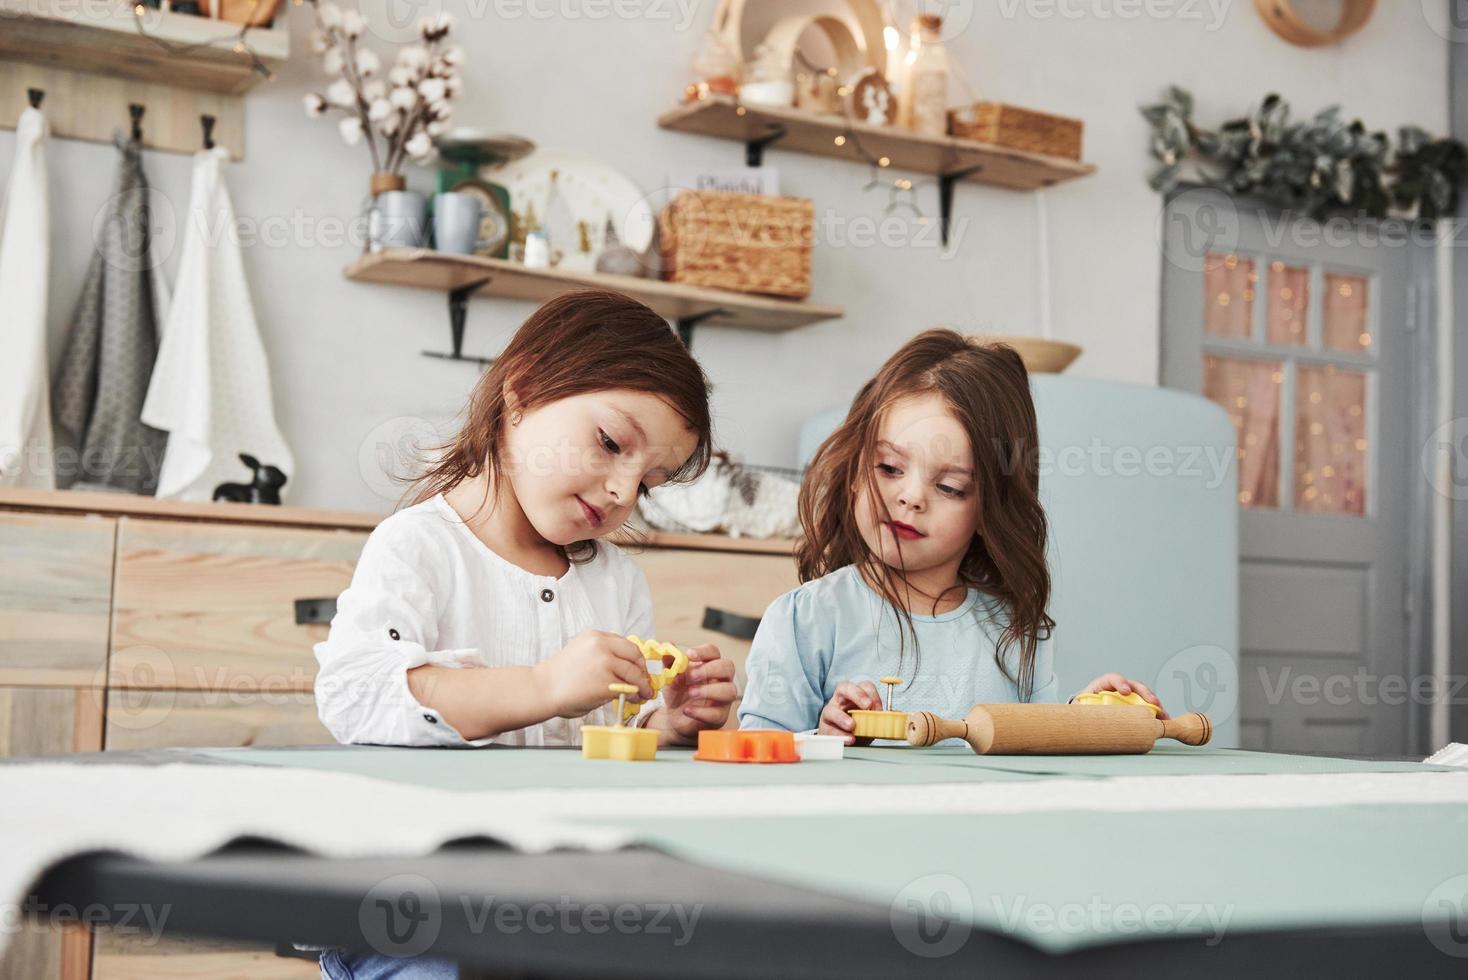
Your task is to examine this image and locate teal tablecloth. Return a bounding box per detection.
[190,744,1468,954]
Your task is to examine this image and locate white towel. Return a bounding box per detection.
[142,146,293,500]
[0,107,54,489]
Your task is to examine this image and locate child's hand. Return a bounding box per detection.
[650,644,737,744]
[535,630,654,718]
[1073,672,1170,719]
[818,680,883,745]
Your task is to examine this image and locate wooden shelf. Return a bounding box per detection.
[0,0,289,95]
[658,96,1096,192]
[345,248,844,335]
[0,487,797,554]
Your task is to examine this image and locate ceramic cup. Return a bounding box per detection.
[432,191,488,255]
[368,190,428,251]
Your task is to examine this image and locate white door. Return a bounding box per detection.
[1162,187,1426,756]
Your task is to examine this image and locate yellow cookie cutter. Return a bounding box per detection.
[582,683,659,761]
[1073,690,1161,717]
[616,636,691,722]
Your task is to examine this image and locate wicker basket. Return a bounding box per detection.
[659,191,813,299]
[948,102,1084,161]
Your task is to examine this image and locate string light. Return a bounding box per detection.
[130,0,275,81]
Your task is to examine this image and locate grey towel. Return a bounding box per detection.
[51,136,168,494]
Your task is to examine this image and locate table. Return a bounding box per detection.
[17,745,1468,979]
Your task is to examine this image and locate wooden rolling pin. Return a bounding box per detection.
[905,703,1212,755]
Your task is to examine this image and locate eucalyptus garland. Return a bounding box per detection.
[1141,86,1467,221]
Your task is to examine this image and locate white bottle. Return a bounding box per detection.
[898,15,950,137]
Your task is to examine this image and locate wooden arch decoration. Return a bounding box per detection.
[711,0,890,75]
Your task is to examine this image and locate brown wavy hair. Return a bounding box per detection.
[795,329,1055,698]
[408,289,713,563]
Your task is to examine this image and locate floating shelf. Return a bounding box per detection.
[660,96,1095,190]
[659,96,1096,244]
[0,0,289,95]
[345,248,844,350]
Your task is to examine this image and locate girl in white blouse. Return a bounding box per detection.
[313,289,738,752]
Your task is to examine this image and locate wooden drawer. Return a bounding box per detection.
[92,931,321,979]
[0,685,105,980]
[0,512,115,686]
[110,518,367,693]
[105,689,333,751]
[633,549,799,686]
[0,685,105,758]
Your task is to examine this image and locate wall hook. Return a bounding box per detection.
[128,103,145,143]
[201,114,216,150]
[422,276,496,367]
[27,88,43,110]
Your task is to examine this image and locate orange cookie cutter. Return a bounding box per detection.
[695,729,799,763]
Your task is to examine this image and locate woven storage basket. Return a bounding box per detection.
[659,191,813,299]
[948,102,1084,161]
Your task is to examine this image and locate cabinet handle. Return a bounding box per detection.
[700,607,761,641]
[294,598,338,625]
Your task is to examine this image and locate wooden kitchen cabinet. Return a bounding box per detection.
[0,487,800,979]
[0,511,115,687]
[109,518,367,694]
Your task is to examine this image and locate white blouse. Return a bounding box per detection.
[313,494,658,747]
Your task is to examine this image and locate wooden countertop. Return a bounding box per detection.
[0,487,796,556]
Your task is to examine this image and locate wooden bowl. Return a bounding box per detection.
[977,336,1082,374]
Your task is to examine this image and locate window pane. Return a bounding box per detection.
[1204,253,1255,339]
[1294,365,1367,516]
[1204,355,1282,509]
[1323,273,1371,353]
[1266,261,1309,346]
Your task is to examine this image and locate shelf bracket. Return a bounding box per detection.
[938,165,984,247]
[745,124,787,167]
[423,277,496,367]
[674,308,729,348]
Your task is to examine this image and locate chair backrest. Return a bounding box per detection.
[1033,376,1239,746]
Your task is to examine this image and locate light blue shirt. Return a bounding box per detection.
[739,565,1059,734]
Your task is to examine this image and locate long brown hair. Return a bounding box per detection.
[796,329,1055,699]
[409,289,713,562]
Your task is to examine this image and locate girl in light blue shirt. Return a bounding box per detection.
[740,330,1167,739]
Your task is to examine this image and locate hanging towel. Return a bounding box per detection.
[141,145,293,501]
[0,106,55,489]
[52,136,170,495]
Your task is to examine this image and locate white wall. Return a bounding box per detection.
[1,0,1449,512]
